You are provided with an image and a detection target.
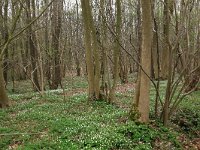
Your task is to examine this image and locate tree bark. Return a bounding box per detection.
[2,0,9,85]
[81,0,95,100]
[132,0,153,123]
[81,0,101,100]
[26,0,41,91]
[0,60,9,108]
[160,0,173,79]
[109,0,122,103]
[50,0,63,89]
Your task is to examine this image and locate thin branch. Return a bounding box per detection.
[0,0,55,58]
[103,14,163,105]
[0,132,46,136]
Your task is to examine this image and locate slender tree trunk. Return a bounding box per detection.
[160,0,173,79]
[75,0,81,77]
[0,60,9,108]
[81,0,101,100]
[99,0,111,100]
[81,0,95,100]
[26,0,41,91]
[132,0,153,123]
[133,0,142,109]
[50,0,63,89]
[43,0,52,88]
[109,0,122,103]
[152,18,159,79]
[1,0,9,85]
[0,1,10,106]
[89,3,101,99]
[162,0,174,126]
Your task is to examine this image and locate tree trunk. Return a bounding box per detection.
[160,0,173,79]
[50,0,63,89]
[81,0,101,100]
[132,0,153,123]
[1,0,9,85]
[152,18,159,79]
[0,61,9,108]
[81,0,95,100]
[26,0,41,91]
[75,0,81,77]
[109,0,121,103]
[162,0,174,126]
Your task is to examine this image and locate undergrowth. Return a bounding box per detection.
[0,77,199,149]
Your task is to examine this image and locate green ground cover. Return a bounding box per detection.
[0,76,199,149]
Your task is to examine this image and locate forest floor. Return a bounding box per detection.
[0,75,200,150]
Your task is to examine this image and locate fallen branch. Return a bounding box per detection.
[0,132,46,136]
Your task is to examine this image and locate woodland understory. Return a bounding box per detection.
[0,76,199,149]
[0,0,199,149]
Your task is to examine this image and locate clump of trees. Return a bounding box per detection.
[0,0,199,126]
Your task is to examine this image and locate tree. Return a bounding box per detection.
[81,0,101,100]
[26,0,41,91]
[0,60,9,108]
[0,0,53,108]
[131,0,153,123]
[1,0,9,85]
[108,0,122,103]
[0,1,23,108]
[50,0,63,89]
